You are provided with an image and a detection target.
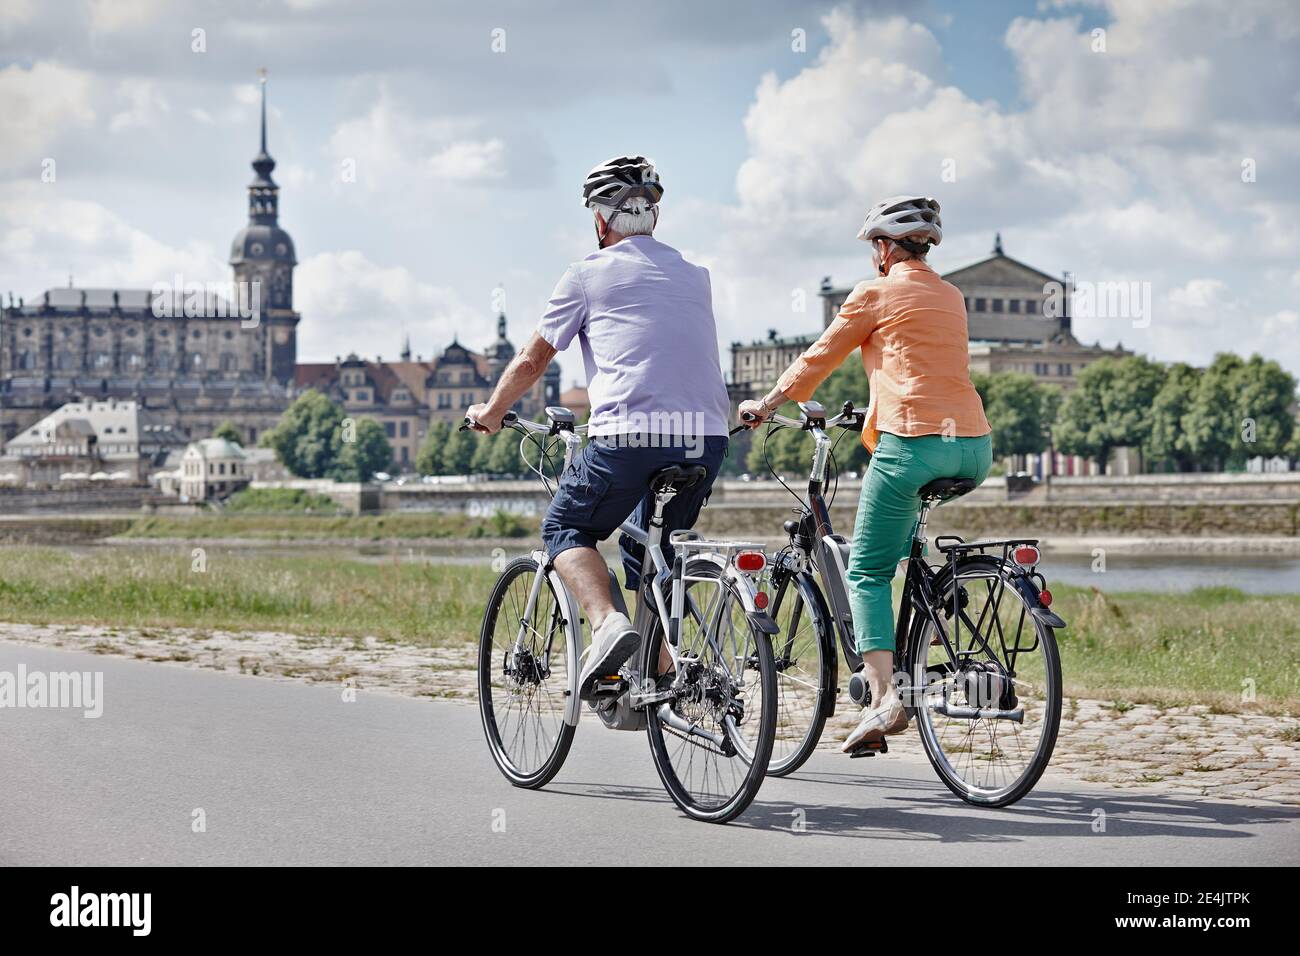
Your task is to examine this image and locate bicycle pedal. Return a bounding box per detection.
[592,676,627,697]
[848,738,889,758]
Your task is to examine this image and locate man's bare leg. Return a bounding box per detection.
[553,546,615,630]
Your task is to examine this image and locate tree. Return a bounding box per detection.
[416,421,453,475]
[1054,356,1165,473]
[1147,362,1199,471]
[438,423,476,474]
[1183,354,1243,471]
[213,420,244,446]
[972,372,1053,459]
[1233,354,1297,461]
[262,390,346,479]
[333,418,392,482]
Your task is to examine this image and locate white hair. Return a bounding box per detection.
[593,198,657,237]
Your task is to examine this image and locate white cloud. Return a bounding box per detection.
[294,250,483,362]
[109,78,170,133]
[694,1,1300,374]
[0,62,97,174]
[0,183,224,291]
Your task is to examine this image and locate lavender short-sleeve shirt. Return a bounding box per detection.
[536,235,731,438]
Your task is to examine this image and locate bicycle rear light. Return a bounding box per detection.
[1012,545,1040,568]
[734,551,766,573]
[1038,588,1053,607]
[753,591,769,610]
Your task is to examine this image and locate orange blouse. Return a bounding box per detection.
[777,259,990,452]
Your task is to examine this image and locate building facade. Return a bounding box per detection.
[294,313,560,470]
[0,399,181,484]
[179,438,250,501]
[0,76,297,447]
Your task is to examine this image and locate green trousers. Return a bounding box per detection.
[847,432,993,653]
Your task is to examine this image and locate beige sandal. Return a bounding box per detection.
[841,696,909,753]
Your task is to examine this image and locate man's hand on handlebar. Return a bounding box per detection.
[463,402,506,434]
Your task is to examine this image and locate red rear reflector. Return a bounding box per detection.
[754,591,769,610]
[1013,545,1040,567]
[735,551,766,573]
[1039,588,1053,607]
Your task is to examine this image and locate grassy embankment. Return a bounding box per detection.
[0,545,1295,714]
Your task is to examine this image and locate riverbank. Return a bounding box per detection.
[0,544,1296,714]
[5,510,1300,556]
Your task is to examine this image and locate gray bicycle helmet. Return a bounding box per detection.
[582,155,663,212]
[857,195,943,247]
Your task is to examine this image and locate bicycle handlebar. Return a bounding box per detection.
[734,402,865,434]
[461,411,588,435]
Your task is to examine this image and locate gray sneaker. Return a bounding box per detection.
[578,612,640,701]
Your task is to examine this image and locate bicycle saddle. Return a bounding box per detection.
[648,464,708,494]
[917,476,977,502]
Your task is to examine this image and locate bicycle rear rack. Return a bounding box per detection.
[668,530,766,557]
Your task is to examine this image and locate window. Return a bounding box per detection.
[220,353,238,372]
[357,389,368,401]
[974,298,986,312]
[437,393,451,409]
[1009,299,1021,314]
[384,421,395,438]
[92,351,111,370]
[992,299,1004,313]
[399,421,409,438]
[219,462,226,475]
[1026,300,1038,315]
[1058,363,1072,376]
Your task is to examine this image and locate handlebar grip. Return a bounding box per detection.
[728,424,747,436]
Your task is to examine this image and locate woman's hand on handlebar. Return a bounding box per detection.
[736,399,770,430]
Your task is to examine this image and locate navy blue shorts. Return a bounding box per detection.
[541,435,727,591]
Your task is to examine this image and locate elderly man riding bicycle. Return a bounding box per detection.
[466,155,731,702]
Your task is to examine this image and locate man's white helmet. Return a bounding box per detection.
[857,195,943,247]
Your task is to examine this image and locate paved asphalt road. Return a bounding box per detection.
[2,641,1296,866]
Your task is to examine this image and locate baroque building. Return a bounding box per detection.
[0,74,298,446]
[730,235,1130,397]
[294,312,560,470]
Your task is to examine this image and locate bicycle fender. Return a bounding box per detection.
[544,559,586,728]
[1009,571,1067,629]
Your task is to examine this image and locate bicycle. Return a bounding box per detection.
[467,406,779,823]
[741,400,1065,807]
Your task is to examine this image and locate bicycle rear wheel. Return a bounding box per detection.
[644,558,776,823]
[478,555,578,789]
[766,568,835,776]
[907,556,1061,807]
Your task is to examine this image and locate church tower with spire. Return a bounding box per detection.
[229,69,299,385]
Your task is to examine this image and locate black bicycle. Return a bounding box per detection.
[743,400,1065,807]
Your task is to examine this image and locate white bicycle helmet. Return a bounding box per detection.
[857,195,943,248]
[582,155,663,213]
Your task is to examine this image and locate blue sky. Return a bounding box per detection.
[1,0,1296,389]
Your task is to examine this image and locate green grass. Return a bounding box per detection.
[224,487,342,514]
[1046,583,1300,714]
[0,545,1297,713]
[0,546,496,644]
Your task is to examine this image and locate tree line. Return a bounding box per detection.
[261,354,1298,481]
[745,352,1297,476]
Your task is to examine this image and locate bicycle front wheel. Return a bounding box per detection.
[644,558,777,823]
[907,555,1061,807]
[766,568,835,776]
[478,555,579,789]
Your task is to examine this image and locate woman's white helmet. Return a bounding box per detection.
[857,195,943,247]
